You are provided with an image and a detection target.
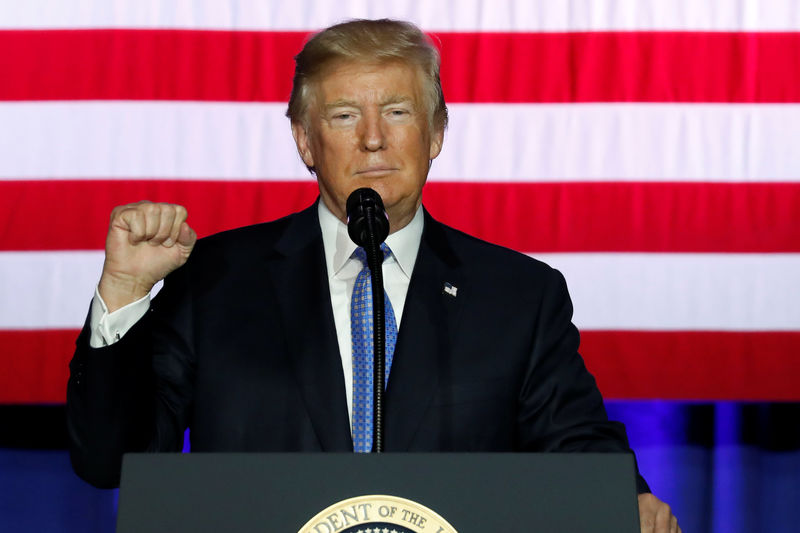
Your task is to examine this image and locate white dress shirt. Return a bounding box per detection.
[89,200,424,424]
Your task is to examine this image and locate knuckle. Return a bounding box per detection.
[156,223,172,237]
[112,203,135,219]
[131,200,153,215]
[121,208,140,224]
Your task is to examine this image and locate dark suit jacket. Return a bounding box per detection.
[67,203,647,491]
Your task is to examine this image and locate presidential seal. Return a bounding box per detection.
[298,494,458,533]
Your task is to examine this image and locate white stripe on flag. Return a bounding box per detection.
[1,251,104,330]
[2,0,800,31]
[4,102,800,182]
[536,253,800,331]
[0,102,309,181]
[3,251,799,331]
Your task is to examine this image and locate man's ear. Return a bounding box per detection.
[429,125,444,160]
[291,122,315,168]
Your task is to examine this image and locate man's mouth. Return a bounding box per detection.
[355,167,397,177]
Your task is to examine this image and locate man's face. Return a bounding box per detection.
[292,60,444,233]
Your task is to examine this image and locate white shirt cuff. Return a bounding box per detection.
[89,286,150,348]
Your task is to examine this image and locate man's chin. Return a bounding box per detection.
[350,178,394,199]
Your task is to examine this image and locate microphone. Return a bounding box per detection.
[346,188,389,453]
[346,188,390,247]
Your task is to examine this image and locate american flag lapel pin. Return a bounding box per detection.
[443,282,458,298]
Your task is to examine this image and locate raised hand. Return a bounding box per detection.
[98,201,196,312]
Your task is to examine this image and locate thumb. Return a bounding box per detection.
[176,222,197,248]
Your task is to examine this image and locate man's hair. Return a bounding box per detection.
[286,18,448,132]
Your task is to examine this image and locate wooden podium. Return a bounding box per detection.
[117,453,640,532]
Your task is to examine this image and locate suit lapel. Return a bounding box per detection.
[267,204,353,451]
[385,212,466,451]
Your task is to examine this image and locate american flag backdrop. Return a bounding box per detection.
[2,2,800,532]
[1,0,798,405]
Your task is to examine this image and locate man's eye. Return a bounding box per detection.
[334,113,352,120]
[390,109,409,116]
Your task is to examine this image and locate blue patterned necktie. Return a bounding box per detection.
[351,244,398,453]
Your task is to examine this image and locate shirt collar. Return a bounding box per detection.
[318,198,424,279]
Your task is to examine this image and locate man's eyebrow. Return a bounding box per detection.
[381,95,413,106]
[323,100,359,111]
[322,95,415,112]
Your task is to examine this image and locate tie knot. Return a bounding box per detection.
[353,244,392,266]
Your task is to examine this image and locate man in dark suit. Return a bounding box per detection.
[67,19,679,533]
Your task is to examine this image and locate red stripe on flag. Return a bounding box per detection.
[440,31,800,103]
[424,181,800,253]
[2,329,798,403]
[0,330,74,403]
[2,30,800,102]
[0,180,320,251]
[2,180,799,252]
[582,331,800,401]
[0,29,302,102]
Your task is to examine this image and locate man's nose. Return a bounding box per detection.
[360,111,386,151]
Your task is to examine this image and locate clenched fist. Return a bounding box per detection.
[98,201,196,312]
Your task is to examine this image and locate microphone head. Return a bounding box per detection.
[346,188,390,247]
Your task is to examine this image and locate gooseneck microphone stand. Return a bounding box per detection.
[346,188,390,453]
